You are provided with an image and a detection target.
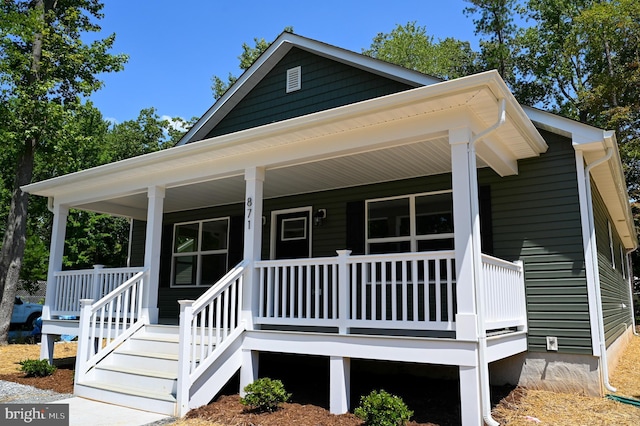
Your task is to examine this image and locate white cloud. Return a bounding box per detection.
[161,115,188,133]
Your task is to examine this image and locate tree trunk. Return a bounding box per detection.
[0,145,36,344]
[0,0,44,345]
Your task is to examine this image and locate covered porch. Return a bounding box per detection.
[23,71,546,423]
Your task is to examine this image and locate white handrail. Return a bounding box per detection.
[75,269,148,383]
[176,261,246,415]
[52,267,143,316]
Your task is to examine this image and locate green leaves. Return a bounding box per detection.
[362,22,480,80]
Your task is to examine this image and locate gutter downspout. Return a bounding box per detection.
[583,147,617,393]
[625,249,638,336]
[470,98,506,426]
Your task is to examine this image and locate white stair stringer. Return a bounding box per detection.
[74,325,180,415]
[186,331,244,411]
[74,324,245,417]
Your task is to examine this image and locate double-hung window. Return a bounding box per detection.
[172,218,229,286]
[366,191,454,254]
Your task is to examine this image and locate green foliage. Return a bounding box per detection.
[362,22,480,80]
[354,390,413,426]
[464,0,519,83]
[211,27,293,99]
[63,211,130,269]
[240,377,291,412]
[19,359,56,377]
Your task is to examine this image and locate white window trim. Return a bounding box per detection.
[171,217,230,287]
[281,217,308,241]
[365,190,453,254]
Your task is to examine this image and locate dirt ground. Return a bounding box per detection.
[1,337,640,425]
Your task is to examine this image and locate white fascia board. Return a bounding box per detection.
[177,32,441,146]
[22,71,543,207]
[524,106,607,146]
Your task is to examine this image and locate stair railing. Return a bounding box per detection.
[75,269,149,383]
[176,261,247,415]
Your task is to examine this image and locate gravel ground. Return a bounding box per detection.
[0,379,72,404]
[0,380,177,425]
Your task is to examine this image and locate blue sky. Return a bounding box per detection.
[90,1,481,125]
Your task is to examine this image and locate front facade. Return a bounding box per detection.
[23,33,636,425]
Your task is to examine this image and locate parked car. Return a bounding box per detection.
[11,296,42,328]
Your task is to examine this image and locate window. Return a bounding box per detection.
[366,191,454,254]
[281,217,307,241]
[608,220,615,268]
[172,218,229,286]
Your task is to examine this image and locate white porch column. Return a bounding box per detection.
[329,356,350,414]
[242,167,265,330]
[40,201,69,362]
[240,167,265,396]
[449,127,479,340]
[239,349,260,396]
[143,185,165,323]
[459,365,483,425]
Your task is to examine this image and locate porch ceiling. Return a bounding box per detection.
[23,71,547,220]
[74,135,479,218]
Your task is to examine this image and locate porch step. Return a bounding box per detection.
[74,381,176,416]
[76,324,181,416]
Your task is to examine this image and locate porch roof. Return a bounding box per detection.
[24,71,546,220]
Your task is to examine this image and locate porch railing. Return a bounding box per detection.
[51,266,144,317]
[481,255,527,331]
[255,250,457,333]
[176,261,246,414]
[75,269,148,383]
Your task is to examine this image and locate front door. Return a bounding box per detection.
[272,208,312,259]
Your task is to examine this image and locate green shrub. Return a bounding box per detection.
[354,389,413,426]
[240,377,291,412]
[19,359,57,377]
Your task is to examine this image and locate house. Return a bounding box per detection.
[22,32,637,425]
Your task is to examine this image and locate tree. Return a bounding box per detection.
[0,0,127,344]
[211,27,293,99]
[464,0,519,84]
[362,22,480,80]
[514,0,640,190]
[102,107,176,163]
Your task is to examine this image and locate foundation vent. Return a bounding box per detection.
[286,66,301,93]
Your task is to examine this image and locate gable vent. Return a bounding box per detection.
[286,66,301,93]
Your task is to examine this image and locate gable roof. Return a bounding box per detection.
[177,32,441,146]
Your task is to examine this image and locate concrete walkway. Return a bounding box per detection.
[50,397,173,426]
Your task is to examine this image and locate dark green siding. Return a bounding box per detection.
[592,182,633,347]
[480,130,591,354]
[205,47,414,139]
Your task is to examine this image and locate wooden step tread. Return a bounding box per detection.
[114,349,179,360]
[95,364,177,380]
[77,381,176,403]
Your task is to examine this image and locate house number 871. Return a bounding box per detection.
[246,197,253,229]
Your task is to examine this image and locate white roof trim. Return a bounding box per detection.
[23,71,544,205]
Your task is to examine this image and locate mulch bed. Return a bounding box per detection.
[0,366,75,394]
[186,395,364,426]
